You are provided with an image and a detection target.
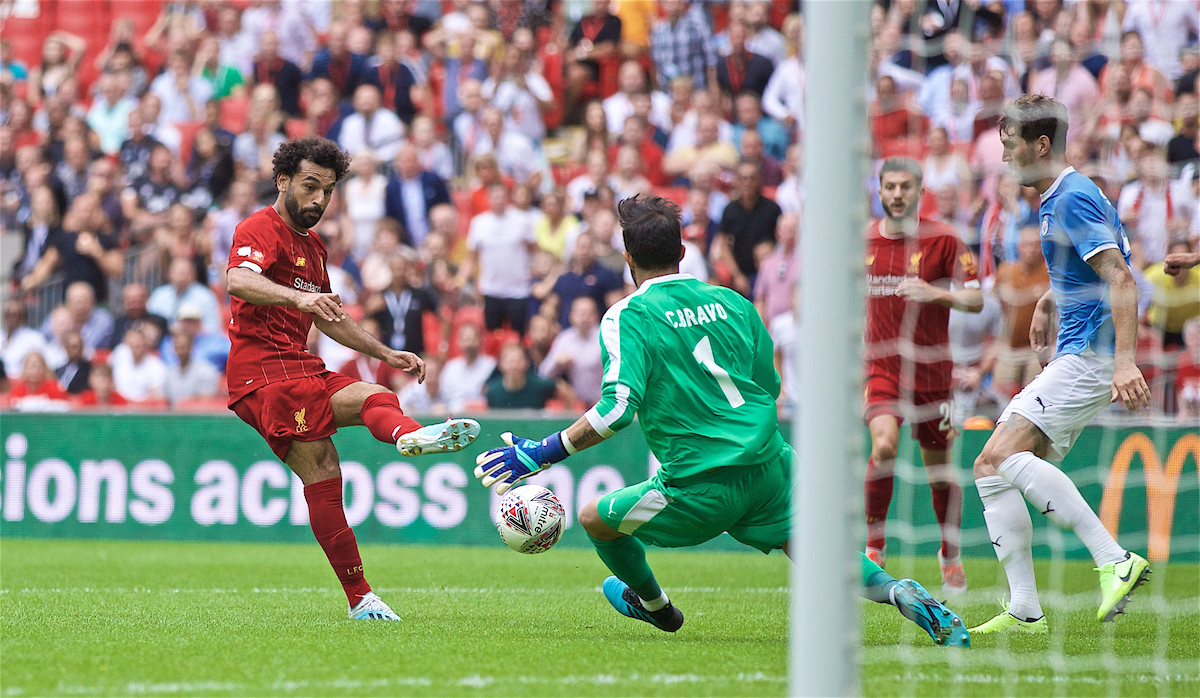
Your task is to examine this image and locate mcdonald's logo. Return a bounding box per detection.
[1099,432,1200,562]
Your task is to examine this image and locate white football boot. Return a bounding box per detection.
[396,418,481,457]
[349,592,402,621]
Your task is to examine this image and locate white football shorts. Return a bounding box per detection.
[997,351,1114,461]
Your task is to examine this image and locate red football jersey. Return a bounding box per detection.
[864,218,979,392]
[226,206,332,404]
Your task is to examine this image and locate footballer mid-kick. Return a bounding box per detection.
[473,195,970,647]
[225,137,479,621]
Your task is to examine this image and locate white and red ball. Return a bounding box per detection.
[495,485,566,554]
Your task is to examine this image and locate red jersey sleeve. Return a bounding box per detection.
[947,235,981,289]
[227,217,281,275]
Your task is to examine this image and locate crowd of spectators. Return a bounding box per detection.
[0,0,1197,422]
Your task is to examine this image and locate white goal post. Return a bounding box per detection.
[791,1,871,695]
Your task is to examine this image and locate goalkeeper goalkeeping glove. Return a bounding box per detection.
[474,431,571,495]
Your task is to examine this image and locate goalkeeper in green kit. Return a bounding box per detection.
[474,195,969,647]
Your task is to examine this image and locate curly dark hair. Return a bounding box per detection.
[271,137,351,183]
[998,94,1069,156]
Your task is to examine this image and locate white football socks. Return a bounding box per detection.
[641,592,669,612]
[997,452,1127,567]
[977,475,1043,620]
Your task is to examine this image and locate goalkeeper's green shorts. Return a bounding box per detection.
[596,444,792,554]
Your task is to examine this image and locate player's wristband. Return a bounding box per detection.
[538,431,573,464]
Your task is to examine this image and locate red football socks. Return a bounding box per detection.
[930,481,962,560]
[360,392,421,444]
[864,457,894,552]
[304,477,372,608]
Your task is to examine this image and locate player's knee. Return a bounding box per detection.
[871,436,898,464]
[973,443,1003,478]
[578,498,619,541]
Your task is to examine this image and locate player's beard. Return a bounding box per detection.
[284,185,324,229]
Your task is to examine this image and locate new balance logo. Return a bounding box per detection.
[991,536,1002,548]
[1035,396,1052,413]
[1041,502,1055,516]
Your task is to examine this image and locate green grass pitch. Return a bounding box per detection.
[1,539,1196,696]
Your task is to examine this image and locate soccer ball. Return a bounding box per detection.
[495,485,566,554]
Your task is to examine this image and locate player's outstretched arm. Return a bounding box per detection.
[226,267,347,322]
[1164,251,1200,277]
[1087,248,1150,411]
[895,278,984,312]
[473,415,610,494]
[314,315,426,381]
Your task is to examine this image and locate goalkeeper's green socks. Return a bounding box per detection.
[860,551,899,605]
[588,533,667,609]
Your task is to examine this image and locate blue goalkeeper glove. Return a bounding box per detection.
[474,431,571,495]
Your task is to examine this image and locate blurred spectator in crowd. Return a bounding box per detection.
[1175,318,1200,420]
[733,92,788,163]
[482,45,554,144]
[233,109,286,178]
[539,296,603,406]
[208,180,259,278]
[339,84,406,163]
[43,281,114,353]
[1121,3,1198,82]
[753,213,799,324]
[949,283,1002,427]
[609,114,667,187]
[604,61,672,136]
[931,78,980,147]
[664,113,738,181]
[384,143,451,247]
[21,192,122,302]
[54,330,90,395]
[563,2,622,125]
[441,323,496,413]
[411,115,453,181]
[761,14,805,134]
[475,106,540,185]
[343,152,389,260]
[110,282,169,351]
[8,351,67,403]
[486,342,556,409]
[122,142,181,235]
[1030,39,1099,145]
[87,73,138,155]
[535,189,581,261]
[1167,94,1199,172]
[771,287,800,406]
[442,32,489,122]
[551,231,623,329]
[651,0,717,91]
[150,49,213,125]
[744,1,787,67]
[993,227,1051,398]
[75,364,128,407]
[397,354,446,415]
[14,187,62,284]
[160,304,230,374]
[922,126,970,195]
[2,300,47,379]
[147,257,222,335]
[369,253,437,355]
[739,129,783,187]
[163,328,220,405]
[775,144,803,215]
[366,31,419,126]
[28,31,85,104]
[51,137,92,207]
[194,36,244,102]
[111,326,166,402]
[720,160,781,290]
[1118,153,1182,266]
[466,183,537,333]
[683,187,718,254]
[251,30,303,117]
[309,22,369,100]
[609,145,653,202]
[1145,240,1200,350]
[717,23,773,98]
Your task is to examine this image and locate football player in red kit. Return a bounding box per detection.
[863,158,983,594]
[226,137,479,621]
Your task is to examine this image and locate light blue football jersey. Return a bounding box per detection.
[1038,166,1132,356]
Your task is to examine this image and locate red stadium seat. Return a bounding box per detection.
[219,95,250,133]
[1,11,51,69]
[175,121,205,164]
[652,186,688,206]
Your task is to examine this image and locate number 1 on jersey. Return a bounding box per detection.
[692,335,746,408]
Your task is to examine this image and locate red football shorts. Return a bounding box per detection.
[231,371,359,461]
[863,374,953,451]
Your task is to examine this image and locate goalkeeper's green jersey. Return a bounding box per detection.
[584,273,785,480]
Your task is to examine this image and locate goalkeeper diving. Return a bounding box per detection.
[474,195,969,647]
